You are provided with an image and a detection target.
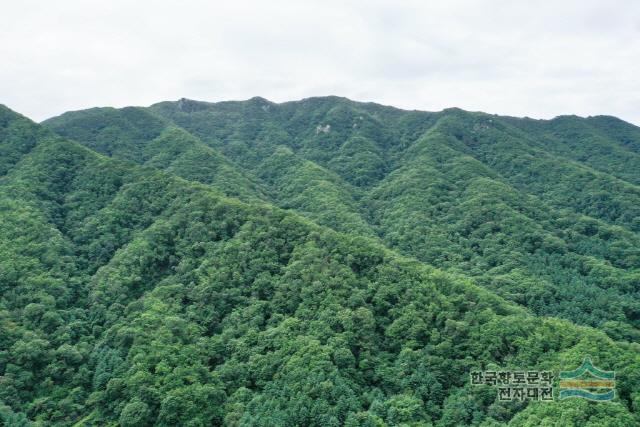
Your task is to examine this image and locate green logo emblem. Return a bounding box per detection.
[559,357,615,401]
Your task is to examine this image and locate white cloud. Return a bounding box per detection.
[1,0,638,124]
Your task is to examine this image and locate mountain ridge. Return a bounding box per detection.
[43,97,640,333]
[1,100,639,425]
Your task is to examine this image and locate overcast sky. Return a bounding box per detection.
[2,0,639,124]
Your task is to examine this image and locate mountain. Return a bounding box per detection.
[0,100,637,426]
[46,98,640,335]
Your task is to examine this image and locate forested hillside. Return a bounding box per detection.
[46,97,640,335]
[0,100,638,426]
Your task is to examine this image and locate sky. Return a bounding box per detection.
[1,0,639,124]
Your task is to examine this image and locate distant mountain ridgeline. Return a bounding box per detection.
[0,100,638,425]
[45,98,640,336]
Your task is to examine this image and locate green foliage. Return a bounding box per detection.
[1,99,640,426]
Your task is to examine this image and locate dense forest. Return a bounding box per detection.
[0,98,639,426]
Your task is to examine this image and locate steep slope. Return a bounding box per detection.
[433,111,640,231]
[255,146,374,236]
[41,106,167,162]
[47,98,384,236]
[2,105,638,426]
[43,107,267,202]
[587,115,640,154]
[503,115,640,186]
[0,105,55,176]
[148,97,438,176]
[43,98,640,339]
[367,121,640,332]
